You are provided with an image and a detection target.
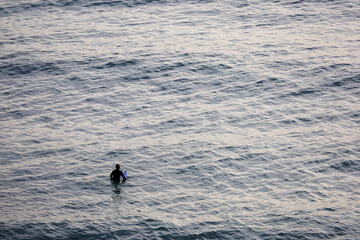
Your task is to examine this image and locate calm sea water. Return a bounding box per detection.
[1,0,359,239]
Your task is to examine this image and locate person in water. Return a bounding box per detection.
[110,164,126,181]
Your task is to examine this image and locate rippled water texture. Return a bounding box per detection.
[1,0,360,239]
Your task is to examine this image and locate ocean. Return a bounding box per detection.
[1,0,359,239]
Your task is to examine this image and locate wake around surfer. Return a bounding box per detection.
[110,164,127,181]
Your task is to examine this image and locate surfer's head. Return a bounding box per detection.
[116,164,120,170]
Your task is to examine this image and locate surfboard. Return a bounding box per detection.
[124,170,127,178]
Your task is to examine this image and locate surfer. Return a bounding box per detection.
[110,164,127,181]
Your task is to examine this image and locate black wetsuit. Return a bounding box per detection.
[110,169,126,181]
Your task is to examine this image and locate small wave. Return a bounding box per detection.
[36,115,54,123]
[85,0,167,8]
[330,160,359,173]
[31,150,57,157]
[278,119,298,125]
[311,63,353,76]
[0,51,30,60]
[67,76,84,82]
[329,74,360,88]
[0,2,53,17]
[0,61,65,77]
[93,59,140,70]
[0,110,34,120]
[160,117,194,128]
[106,149,131,156]
[0,0,169,16]
[319,207,336,212]
[281,0,342,5]
[288,88,319,97]
[146,62,187,74]
[190,63,232,75]
[121,74,151,82]
[0,151,22,164]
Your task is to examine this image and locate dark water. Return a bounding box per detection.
[1,0,360,239]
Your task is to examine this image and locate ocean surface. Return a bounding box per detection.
[1,0,360,239]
